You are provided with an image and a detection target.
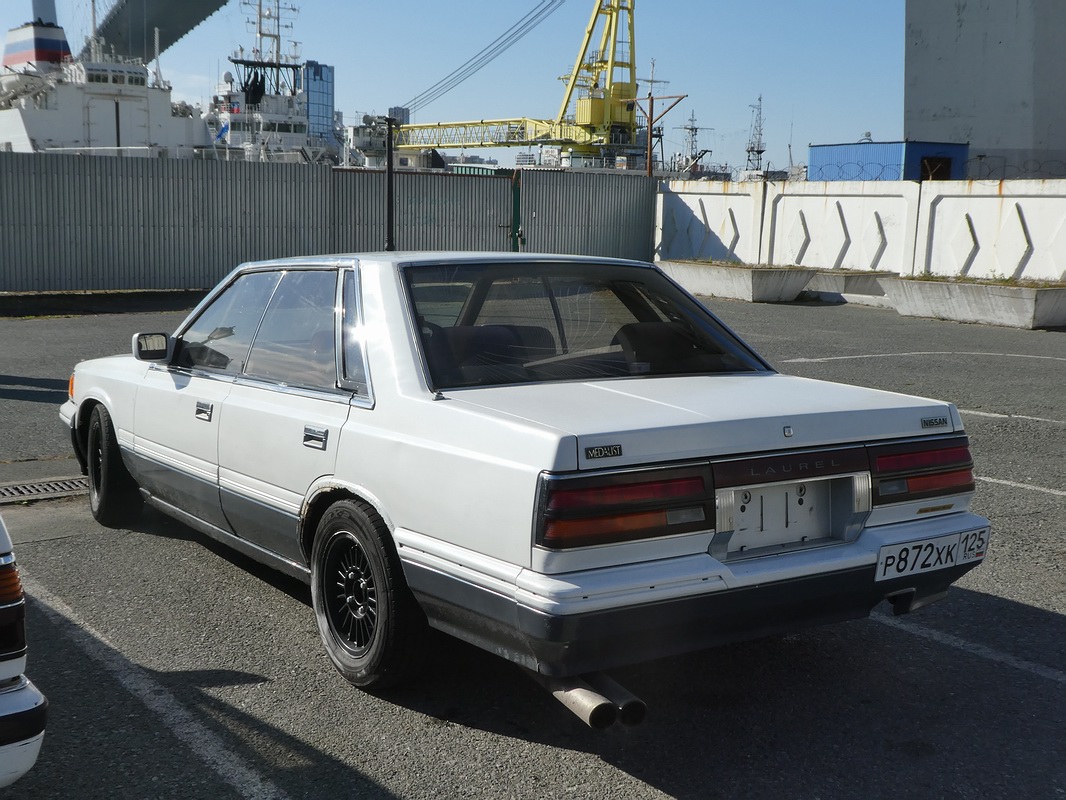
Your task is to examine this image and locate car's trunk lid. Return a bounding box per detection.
[447,373,960,469]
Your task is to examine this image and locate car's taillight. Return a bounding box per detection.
[0,557,24,606]
[868,437,975,505]
[538,465,714,549]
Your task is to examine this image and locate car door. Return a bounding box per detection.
[132,270,281,532]
[217,267,357,564]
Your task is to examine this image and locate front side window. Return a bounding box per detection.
[175,270,281,374]
[405,262,769,389]
[244,270,339,390]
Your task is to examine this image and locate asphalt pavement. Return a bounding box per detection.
[0,297,1062,799]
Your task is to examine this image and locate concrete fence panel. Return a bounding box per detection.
[655,177,1066,284]
[763,181,921,273]
[914,180,1066,281]
[655,181,766,264]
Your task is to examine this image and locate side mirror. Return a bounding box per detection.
[132,332,173,363]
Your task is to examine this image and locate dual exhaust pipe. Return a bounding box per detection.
[530,670,647,730]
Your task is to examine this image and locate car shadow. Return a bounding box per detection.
[20,601,401,800]
[378,594,1065,799]
[130,506,310,605]
[0,374,69,405]
[128,509,1065,799]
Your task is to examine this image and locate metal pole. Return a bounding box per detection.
[384,117,396,252]
[645,93,654,177]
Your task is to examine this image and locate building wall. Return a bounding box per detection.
[302,60,336,146]
[904,0,1066,178]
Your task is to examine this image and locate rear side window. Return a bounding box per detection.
[405,261,769,389]
[341,269,372,399]
[176,271,281,374]
[244,270,339,390]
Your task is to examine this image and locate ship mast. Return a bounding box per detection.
[240,0,300,97]
[89,0,102,60]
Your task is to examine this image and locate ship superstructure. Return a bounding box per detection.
[0,0,207,156]
[1,0,340,162]
[203,0,341,162]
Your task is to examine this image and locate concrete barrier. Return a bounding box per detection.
[659,261,816,303]
[879,277,1066,328]
[656,178,1065,324]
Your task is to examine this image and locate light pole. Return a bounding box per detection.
[383,116,397,252]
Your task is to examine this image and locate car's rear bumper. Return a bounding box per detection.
[402,512,990,677]
[516,561,977,675]
[411,556,981,677]
[0,676,47,789]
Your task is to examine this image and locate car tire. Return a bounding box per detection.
[87,404,143,527]
[311,499,426,689]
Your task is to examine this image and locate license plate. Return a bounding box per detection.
[875,527,989,582]
[727,480,832,552]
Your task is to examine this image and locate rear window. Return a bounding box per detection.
[404,261,769,389]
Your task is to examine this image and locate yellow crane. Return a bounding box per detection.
[395,0,641,160]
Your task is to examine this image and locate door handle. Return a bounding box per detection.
[303,425,328,450]
[195,401,213,422]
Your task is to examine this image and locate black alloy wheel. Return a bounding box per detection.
[311,499,425,689]
[322,530,378,657]
[86,404,143,527]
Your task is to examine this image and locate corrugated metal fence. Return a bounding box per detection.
[519,169,657,258]
[0,153,656,292]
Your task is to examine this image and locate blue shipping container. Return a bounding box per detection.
[808,141,969,181]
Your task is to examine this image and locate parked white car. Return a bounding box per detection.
[60,253,989,726]
[0,514,47,787]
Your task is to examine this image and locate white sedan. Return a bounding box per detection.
[0,515,47,787]
[60,252,989,727]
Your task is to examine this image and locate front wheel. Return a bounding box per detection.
[87,404,143,527]
[311,499,426,689]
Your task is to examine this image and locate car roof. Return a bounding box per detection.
[237,252,658,272]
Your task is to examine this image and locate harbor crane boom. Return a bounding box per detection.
[395,0,643,160]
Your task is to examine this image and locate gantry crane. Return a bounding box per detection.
[394,0,642,160]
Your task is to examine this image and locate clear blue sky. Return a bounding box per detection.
[5,1,904,168]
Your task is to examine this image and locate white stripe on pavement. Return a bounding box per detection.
[871,614,1066,685]
[975,476,1066,497]
[23,576,291,800]
[782,351,1066,364]
[961,409,1064,425]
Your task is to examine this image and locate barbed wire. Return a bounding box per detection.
[964,157,1066,180]
[804,158,1066,182]
[805,163,903,181]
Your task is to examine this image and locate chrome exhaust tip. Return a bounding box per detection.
[584,672,647,727]
[528,670,645,729]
